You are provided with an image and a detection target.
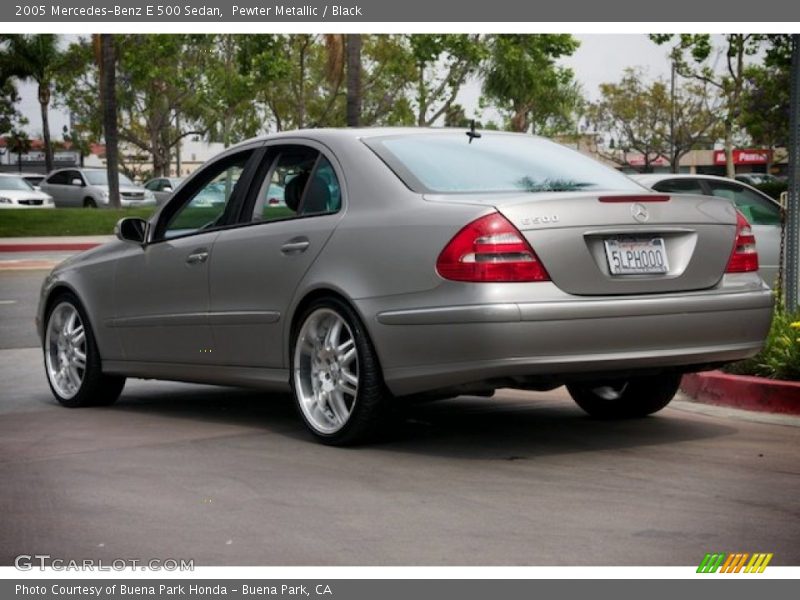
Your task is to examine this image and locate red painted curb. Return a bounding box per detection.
[0,243,100,252]
[681,371,800,415]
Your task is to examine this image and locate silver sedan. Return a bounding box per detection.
[632,173,783,287]
[36,129,773,445]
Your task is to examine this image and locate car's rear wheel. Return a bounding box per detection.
[83,197,97,208]
[566,373,681,419]
[44,293,125,407]
[291,297,390,445]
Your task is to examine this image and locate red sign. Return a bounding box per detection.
[713,149,772,165]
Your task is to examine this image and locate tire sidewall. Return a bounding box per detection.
[289,297,380,444]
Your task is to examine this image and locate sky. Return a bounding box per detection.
[12,34,686,139]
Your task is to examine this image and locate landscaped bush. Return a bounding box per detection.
[724,306,800,381]
[754,180,788,201]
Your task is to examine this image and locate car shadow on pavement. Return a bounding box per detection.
[105,382,737,460]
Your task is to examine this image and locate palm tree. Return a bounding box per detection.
[94,34,120,209]
[345,35,362,127]
[0,35,62,173]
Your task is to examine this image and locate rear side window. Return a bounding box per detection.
[366,133,643,194]
[706,181,781,226]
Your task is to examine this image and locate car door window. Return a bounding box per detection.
[651,179,706,195]
[46,171,68,185]
[706,181,781,226]
[67,171,84,186]
[160,152,253,239]
[251,148,342,222]
[144,179,159,191]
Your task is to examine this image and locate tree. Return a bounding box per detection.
[0,34,63,172]
[739,36,794,170]
[116,35,212,176]
[6,128,30,172]
[481,34,581,134]
[0,78,24,137]
[346,34,362,127]
[651,34,765,178]
[589,69,721,173]
[589,69,671,172]
[408,34,486,126]
[98,35,121,209]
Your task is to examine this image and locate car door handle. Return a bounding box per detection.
[281,238,310,254]
[186,249,209,265]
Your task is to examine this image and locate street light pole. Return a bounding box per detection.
[786,34,800,311]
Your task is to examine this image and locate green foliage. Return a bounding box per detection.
[753,180,788,200]
[0,207,155,237]
[408,34,487,126]
[589,67,721,172]
[725,307,800,381]
[482,34,581,135]
[740,63,790,150]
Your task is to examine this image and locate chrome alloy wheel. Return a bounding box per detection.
[592,382,629,401]
[293,308,359,434]
[45,302,87,399]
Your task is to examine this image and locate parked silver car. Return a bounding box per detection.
[632,174,782,287]
[37,129,773,445]
[40,168,156,208]
[144,176,184,206]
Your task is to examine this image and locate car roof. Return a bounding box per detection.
[225,127,550,151]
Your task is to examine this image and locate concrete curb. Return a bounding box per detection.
[0,242,100,252]
[681,371,800,415]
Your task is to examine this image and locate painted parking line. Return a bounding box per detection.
[0,259,58,271]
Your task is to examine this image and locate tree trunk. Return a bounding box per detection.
[38,85,53,173]
[100,34,121,209]
[724,121,736,178]
[346,34,362,127]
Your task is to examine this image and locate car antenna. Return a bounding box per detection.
[466,120,481,144]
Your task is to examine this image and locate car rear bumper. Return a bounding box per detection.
[364,279,774,396]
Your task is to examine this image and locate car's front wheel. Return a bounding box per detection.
[566,373,681,419]
[44,293,125,407]
[291,297,391,445]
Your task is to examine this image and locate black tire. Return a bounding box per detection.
[83,197,97,208]
[43,292,125,408]
[290,296,392,446]
[566,373,681,419]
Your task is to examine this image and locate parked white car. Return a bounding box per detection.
[0,174,54,208]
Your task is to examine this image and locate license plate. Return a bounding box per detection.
[604,238,669,275]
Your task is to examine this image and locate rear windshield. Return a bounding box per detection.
[366,133,642,194]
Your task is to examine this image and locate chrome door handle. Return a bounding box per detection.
[186,249,209,264]
[281,238,310,254]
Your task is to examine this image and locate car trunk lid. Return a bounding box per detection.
[426,190,739,295]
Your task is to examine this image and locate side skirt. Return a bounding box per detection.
[103,360,290,392]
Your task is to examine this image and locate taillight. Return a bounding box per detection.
[436,212,550,282]
[726,211,759,273]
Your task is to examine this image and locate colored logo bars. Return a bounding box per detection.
[697,552,773,573]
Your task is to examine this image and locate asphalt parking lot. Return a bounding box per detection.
[1,267,800,566]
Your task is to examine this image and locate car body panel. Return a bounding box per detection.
[37,129,773,401]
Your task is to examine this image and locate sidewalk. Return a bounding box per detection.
[0,235,112,252]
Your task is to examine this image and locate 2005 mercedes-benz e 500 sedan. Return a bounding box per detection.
[37,129,773,444]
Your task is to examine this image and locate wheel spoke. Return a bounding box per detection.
[325,318,342,348]
[328,390,349,423]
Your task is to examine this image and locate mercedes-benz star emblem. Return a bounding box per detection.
[631,203,649,223]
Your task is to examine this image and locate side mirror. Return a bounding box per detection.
[71,178,84,186]
[115,217,148,245]
[163,186,173,192]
